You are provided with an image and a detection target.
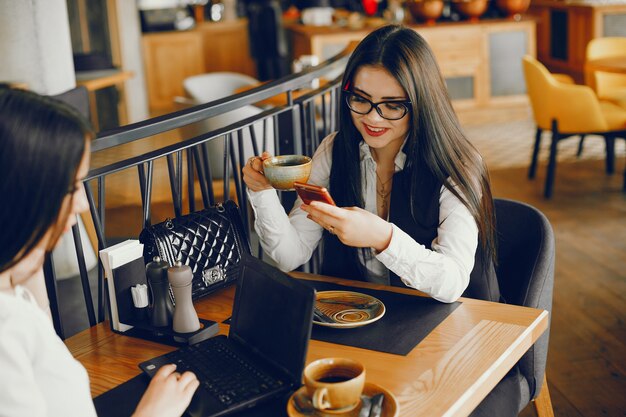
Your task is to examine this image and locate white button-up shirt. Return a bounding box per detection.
[248,133,478,303]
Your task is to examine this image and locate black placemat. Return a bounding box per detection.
[306,280,462,356]
[93,373,291,417]
[93,374,147,417]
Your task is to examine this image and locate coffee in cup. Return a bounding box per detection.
[262,154,312,190]
[303,357,365,413]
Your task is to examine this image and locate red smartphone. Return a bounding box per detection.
[294,182,336,206]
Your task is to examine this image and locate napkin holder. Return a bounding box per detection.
[104,255,219,346]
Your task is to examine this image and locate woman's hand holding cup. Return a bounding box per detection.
[242,151,273,192]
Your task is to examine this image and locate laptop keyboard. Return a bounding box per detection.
[165,337,286,406]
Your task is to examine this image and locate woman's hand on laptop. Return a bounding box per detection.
[133,364,200,417]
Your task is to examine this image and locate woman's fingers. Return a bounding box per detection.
[243,168,269,189]
[247,152,272,172]
[249,157,263,173]
[302,203,391,249]
[183,378,200,395]
[178,371,198,388]
[153,364,177,380]
[302,201,343,231]
[306,201,343,222]
[242,153,274,191]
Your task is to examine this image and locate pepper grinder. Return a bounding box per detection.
[168,261,200,334]
[146,256,174,328]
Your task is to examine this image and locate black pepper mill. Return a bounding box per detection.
[146,256,174,327]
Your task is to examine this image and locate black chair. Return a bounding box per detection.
[43,85,99,340]
[473,199,555,416]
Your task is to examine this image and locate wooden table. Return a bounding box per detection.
[585,57,626,75]
[65,272,549,417]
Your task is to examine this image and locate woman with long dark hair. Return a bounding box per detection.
[243,25,499,304]
[243,25,521,416]
[0,86,198,417]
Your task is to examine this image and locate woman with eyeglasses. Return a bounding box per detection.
[0,86,199,417]
[242,24,499,306]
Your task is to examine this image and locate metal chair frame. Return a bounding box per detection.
[45,46,352,339]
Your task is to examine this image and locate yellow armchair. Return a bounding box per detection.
[586,37,626,109]
[522,55,626,197]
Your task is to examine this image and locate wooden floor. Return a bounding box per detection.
[489,160,626,417]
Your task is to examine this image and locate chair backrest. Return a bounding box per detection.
[586,37,626,97]
[180,72,275,179]
[183,72,260,103]
[523,55,607,133]
[52,85,91,120]
[587,37,626,60]
[494,198,555,401]
[522,55,555,130]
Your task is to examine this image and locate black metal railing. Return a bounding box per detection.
[46,45,354,339]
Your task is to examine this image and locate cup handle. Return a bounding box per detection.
[312,387,331,410]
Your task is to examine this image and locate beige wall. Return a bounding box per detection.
[0,0,75,94]
[111,0,149,122]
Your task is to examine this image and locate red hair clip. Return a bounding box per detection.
[343,80,351,91]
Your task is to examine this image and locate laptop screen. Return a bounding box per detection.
[230,257,315,383]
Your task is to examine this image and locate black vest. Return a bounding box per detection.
[321,166,500,302]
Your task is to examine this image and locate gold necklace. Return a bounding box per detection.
[375,170,393,209]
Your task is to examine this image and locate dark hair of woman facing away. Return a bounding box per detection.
[0,85,93,272]
[330,25,496,262]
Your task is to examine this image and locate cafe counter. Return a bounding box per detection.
[288,18,537,108]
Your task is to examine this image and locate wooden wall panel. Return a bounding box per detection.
[529,0,626,83]
[142,31,204,110]
[197,20,256,77]
[142,19,256,112]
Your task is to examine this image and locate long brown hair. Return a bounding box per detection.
[0,86,93,272]
[331,25,496,262]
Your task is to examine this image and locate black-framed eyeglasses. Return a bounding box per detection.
[343,91,411,121]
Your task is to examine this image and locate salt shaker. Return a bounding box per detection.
[146,256,174,327]
[168,261,200,334]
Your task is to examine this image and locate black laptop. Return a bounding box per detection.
[139,254,315,417]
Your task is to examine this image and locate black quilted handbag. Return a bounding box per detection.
[139,200,251,300]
